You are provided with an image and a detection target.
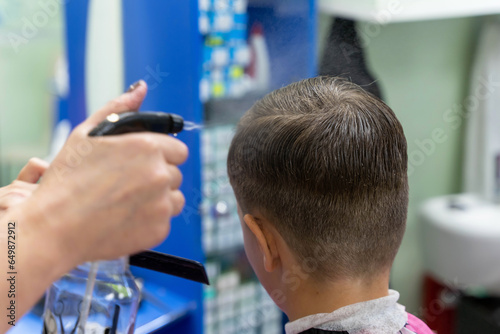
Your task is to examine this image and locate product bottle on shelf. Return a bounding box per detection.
[247,23,270,92]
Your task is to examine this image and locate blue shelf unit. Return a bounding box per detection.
[9,1,316,333]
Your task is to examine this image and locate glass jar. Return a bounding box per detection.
[43,257,140,334]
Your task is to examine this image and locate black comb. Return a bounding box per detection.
[130,251,209,285]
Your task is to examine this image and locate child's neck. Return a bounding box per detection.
[283,272,390,322]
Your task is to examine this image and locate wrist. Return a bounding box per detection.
[2,203,76,317]
[9,199,76,281]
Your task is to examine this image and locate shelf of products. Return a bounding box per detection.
[204,259,283,334]
[201,125,241,255]
[199,0,254,101]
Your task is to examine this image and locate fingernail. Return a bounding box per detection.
[127,80,142,93]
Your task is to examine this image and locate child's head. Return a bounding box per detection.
[227,76,408,289]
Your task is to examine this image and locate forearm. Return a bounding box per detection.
[0,204,72,332]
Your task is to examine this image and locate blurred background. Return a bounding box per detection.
[1,1,500,333]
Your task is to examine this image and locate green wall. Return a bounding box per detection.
[320,14,481,313]
[0,1,64,185]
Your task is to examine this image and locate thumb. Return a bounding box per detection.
[79,80,148,133]
[17,157,49,183]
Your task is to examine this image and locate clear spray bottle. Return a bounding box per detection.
[43,258,139,334]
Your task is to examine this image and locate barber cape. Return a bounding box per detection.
[285,290,434,334]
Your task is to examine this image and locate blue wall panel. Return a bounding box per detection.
[122,1,203,333]
[63,0,90,127]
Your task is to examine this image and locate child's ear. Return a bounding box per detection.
[243,214,280,272]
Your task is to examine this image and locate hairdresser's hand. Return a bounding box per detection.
[0,157,48,214]
[0,81,187,324]
[17,80,188,270]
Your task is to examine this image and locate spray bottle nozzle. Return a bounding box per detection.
[169,113,184,134]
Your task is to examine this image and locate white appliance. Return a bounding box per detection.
[420,17,500,296]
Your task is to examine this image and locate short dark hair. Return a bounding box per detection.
[227,76,408,280]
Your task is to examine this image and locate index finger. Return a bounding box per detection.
[111,132,189,165]
[78,80,148,133]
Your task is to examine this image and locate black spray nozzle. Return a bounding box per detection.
[169,113,184,134]
[89,111,184,137]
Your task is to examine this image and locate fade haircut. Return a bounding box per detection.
[227,76,408,280]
